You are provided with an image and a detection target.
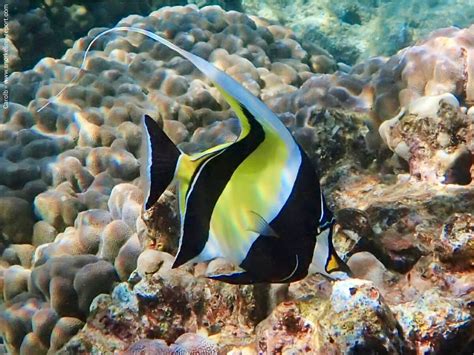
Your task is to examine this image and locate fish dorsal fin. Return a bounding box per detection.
[37,26,296,149]
[142,115,181,210]
[215,88,254,141]
[247,211,279,238]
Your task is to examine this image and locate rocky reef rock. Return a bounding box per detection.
[392,289,472,354]
[379,94,473,185]
[257,278,408,354]
[436,213,474,269]
[60,253,263,353]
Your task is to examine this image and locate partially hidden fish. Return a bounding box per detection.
[42,26,351,284]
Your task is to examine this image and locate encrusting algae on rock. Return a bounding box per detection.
[1,3,474,354]
[256,279,408,354]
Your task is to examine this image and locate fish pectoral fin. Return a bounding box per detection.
[247,211,279,238]
[207,270,263,284]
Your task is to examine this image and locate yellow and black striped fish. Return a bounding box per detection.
[36,24,352,284]
[131,28,351,284]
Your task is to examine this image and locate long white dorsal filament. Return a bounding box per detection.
[37,26,192,112]
[37,25,294,144]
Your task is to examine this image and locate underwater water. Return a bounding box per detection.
[1,0,474,354]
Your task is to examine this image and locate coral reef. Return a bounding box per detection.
[5,0,474,76]
[1,0,243,75]
[124,333,219,354]
[266,24,474,122]
[379,94,473,184]
[1,4,474,354]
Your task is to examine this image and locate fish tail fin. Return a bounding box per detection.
[142,114,181,210]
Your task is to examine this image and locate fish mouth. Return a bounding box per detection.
[327,259,353,280]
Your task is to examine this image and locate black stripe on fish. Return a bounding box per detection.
[172,106,265,268]
[184,154,214,203]
[143,115,180,210]
[239,146,327,283]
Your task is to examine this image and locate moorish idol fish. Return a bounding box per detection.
[39,26,351,284]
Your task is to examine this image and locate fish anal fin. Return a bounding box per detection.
[142,115,181,210]
[247,211,279,238]
[207,270,262,284]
